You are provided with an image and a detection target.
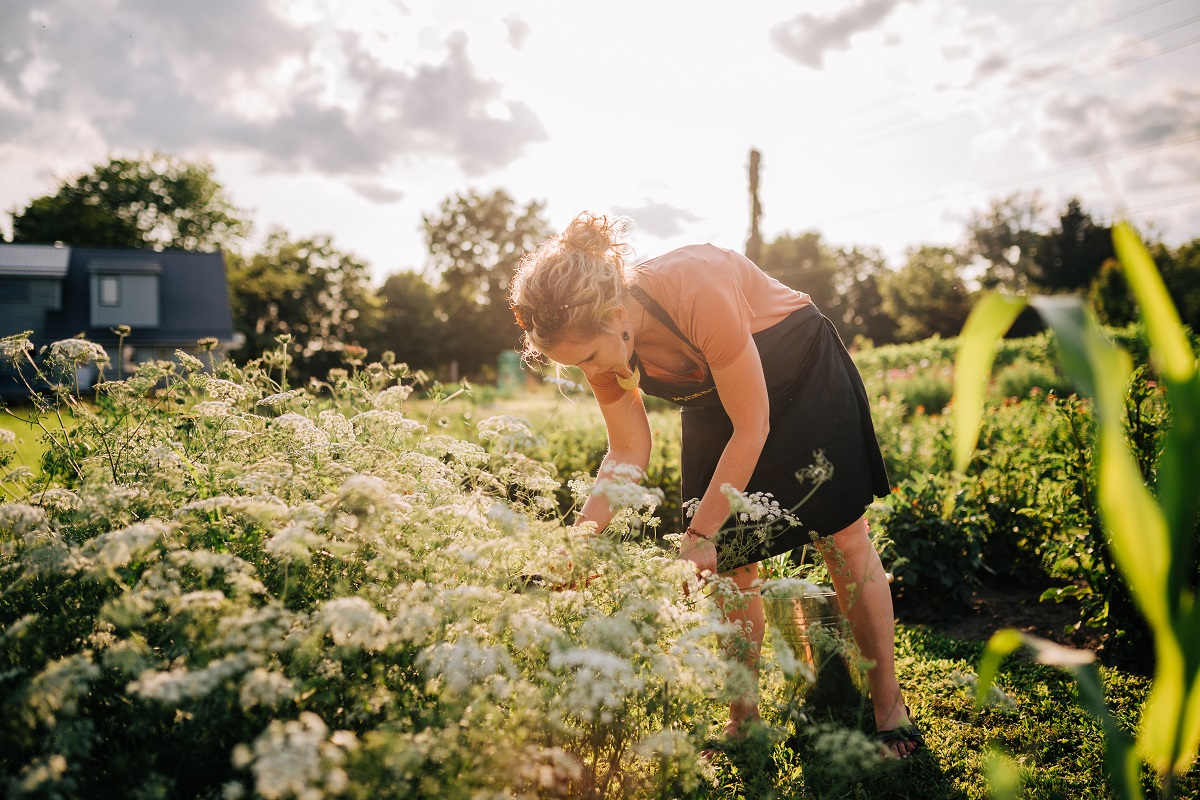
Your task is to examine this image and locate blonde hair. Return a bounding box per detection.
[509,211,633,362]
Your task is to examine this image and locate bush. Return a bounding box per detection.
[875,474,990,605]
[992,358,1075,400]
[0,334,736,800]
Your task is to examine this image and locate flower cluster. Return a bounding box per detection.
[0,347,748,799]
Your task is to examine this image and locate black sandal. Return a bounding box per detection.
[874,706,925,758]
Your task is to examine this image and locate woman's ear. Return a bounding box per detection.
[609,303,629,331]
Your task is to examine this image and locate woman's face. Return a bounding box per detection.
[542,328,629,382]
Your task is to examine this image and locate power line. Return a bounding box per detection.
[828,31,1200,155]
[835,0,1181,123]
[839,131,1200,220]
[1123,192,1200,216]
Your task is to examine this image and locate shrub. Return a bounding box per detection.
[875,473,990,605]
[0,334,738,800]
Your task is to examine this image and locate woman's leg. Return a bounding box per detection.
[716,561,764,734]
[815,515,917,757]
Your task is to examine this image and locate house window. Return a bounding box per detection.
[99,275,120,306]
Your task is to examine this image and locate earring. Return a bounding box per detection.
[622,331,630,341]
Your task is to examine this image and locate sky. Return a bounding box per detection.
[1,0,1198,284]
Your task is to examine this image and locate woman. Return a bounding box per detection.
[509,212,923,759]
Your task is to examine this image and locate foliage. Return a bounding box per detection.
[10,153,246,252]
[876,474,989,604]
[227,230,379,380]
[961,223,1200,798]
[423,189,551,377]
[362,270,448,371]
[0,331,755,799]
[881,246,976,343]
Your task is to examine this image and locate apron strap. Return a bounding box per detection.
[629,284,699,352]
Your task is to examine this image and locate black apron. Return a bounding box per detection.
[628,285,890,572]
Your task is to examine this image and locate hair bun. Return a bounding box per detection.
[561,212,630,260]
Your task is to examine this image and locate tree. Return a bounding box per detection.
[227,229,378,378]
[1088,258,1136,327]
[363,270,448,371]
[880,246,975,342]
[10,153,246,251]
[827,246,898,346]
[758,231,838,311]
[1157,237,1200,333]
[423,189,550,377]
[1031,198,1113,293]
[965,192,1048,293]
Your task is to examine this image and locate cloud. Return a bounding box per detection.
[1039,86,1200,162]
[612,201,703,238]
[770,0,910,69]
[503,15,531,50]
[0,2,547,178]
[349,182,405,204]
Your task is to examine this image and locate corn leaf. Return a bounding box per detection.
[952,293,1027,475]
[1113,221,1195,384]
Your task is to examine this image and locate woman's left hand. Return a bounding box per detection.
[679,532,718,577]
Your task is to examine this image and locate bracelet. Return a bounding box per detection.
[684,527,714,540]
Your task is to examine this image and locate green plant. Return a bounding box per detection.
[877,473,990,604]
[956,222,1200,799]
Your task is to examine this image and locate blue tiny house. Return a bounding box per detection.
[0,243,239,394]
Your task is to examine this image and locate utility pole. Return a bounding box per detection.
[746,148,763,264]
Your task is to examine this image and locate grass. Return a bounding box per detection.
[706,623,1198,799]
[0,406,66,498]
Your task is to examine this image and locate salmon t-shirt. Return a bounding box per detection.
[588,243,812,405]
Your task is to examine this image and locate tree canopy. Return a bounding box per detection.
[423,189,550,376]
[10,153,246,251]
[227,229,377,378]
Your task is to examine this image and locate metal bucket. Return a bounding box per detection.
[761,580,869,706]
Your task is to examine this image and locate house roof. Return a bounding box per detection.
[0,243,72,277]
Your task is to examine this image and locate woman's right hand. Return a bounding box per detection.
[679,531,718,578]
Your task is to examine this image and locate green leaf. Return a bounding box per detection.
[1028,296,1096,398]
[1113,221,1195,384]
[952,293,1027,475]
[975,628,1023,711]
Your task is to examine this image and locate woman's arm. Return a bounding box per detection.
[574,387,653,531]
[680,338,770,573]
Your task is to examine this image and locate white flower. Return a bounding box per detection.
[0,331,34,364]
[418,636,515,697]
[372,384,414,409]
[273,413,329,448]
[194,400,233,418]
[33,488,81,514]
[206,378,251,403]
[127,653,252,705]
[80,521,166,569]
[23,653,101,727]
[238,668,297,710]
[548,648,643,724]
[476,415,542,452]
[233,712,357,800]
[174,349,205,372]
[257,389,306,408]
[47,338,110,368]
[175,591,227,612]
[350,410,425,439]
[316,410,355,442]
[265,521,325,566]
[317,597,388,650]
[0,429,16,446]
